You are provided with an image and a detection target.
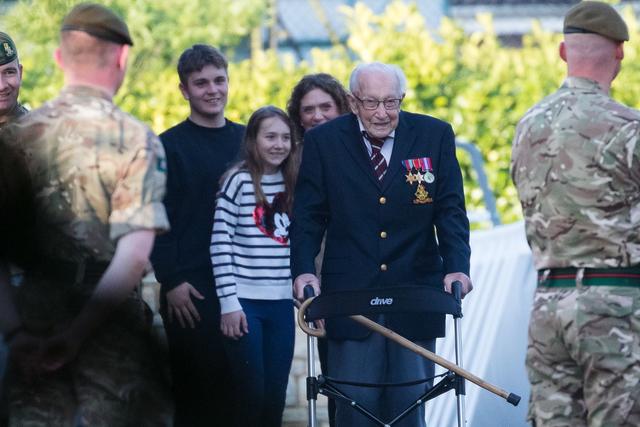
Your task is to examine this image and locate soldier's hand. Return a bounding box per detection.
[39,330,81,373]
[220,310,248,340]
[166,282,204,328]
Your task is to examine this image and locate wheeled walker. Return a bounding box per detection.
[297,283,520,427]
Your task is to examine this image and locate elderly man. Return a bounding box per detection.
[512,2,640,426]
[291,62,472,427]
[0,3,172,425]
[0,31,27,128]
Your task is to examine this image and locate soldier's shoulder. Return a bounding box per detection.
[563,94,640,134]
[599,97,640,123]
[16,103,28,117]
[111,107,161,148]
[112,105,149,130]
[5,102,56,142]
[518,90,563,120]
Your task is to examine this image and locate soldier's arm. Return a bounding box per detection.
[40,229,155,371]
[1,261,43,375]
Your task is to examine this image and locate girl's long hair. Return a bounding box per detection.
[222,106,299,213]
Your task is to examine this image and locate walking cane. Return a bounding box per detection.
[297,289,521,409]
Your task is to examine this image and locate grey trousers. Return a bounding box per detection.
[327,324,436,427]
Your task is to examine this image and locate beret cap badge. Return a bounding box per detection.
[0,31,18,66]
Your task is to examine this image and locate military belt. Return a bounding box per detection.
[537,266,640,288]
[38,258,110,285]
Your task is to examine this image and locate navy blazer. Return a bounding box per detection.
[291,112,470,340]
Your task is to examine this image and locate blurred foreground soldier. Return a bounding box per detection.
[1,3,173,425]
[511,2,640,426]
[0,30,27,420]
[0,31,27,128]
[0,134,36,426]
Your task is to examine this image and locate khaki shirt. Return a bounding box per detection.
[6,85,169,263]
[511,76,640,269]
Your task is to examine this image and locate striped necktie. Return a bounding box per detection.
[363,131,388,181]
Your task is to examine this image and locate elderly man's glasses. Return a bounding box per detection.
[353,95,402,110]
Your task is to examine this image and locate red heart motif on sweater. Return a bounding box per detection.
[253,191,290,245]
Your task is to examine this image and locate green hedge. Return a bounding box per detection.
[6,0,640,224]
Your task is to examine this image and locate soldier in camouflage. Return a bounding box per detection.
[0,3,172,426]
[511,2,640,426]
[0,31,27,419]
[0,31,27,128]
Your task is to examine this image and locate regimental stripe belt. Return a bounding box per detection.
[537,266,640,288]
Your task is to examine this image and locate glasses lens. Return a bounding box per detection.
[358,97,400,110]
[363,100,378,110]
[383,99,399,109]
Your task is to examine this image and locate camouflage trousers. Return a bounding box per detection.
[526,286,640,427]
[5,281,173,427]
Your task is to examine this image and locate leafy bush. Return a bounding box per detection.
[6,0,640,224]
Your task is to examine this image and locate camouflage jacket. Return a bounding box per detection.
[0,102,28,129]
[511,76,640,269]
[6,85,169,263]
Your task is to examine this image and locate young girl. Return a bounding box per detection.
[211,106,298,427]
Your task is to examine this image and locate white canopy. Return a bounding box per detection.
[426,221,537,426]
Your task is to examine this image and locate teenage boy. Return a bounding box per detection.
[151,44,244,427]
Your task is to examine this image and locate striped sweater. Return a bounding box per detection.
[211,169,292,314]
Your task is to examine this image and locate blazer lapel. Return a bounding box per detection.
[382,112,418,192]
[340,114,381,188]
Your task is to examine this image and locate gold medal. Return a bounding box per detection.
[405,172,417,184]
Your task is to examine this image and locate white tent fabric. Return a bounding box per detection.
[425,220,537,427]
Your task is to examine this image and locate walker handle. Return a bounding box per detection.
[303,285,315,300]
[452,280,462,303]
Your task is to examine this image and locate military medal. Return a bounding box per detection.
[413,182,432,204]
[423,171,435,183]
[421,158,435,183]
[403,157,434,204]
[402,160,416,185]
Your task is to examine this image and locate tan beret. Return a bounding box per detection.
[0,32,18,66]
[61,2,133,46]
[564,1,629,42]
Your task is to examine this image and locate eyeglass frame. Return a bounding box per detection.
[352,94,404,111]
